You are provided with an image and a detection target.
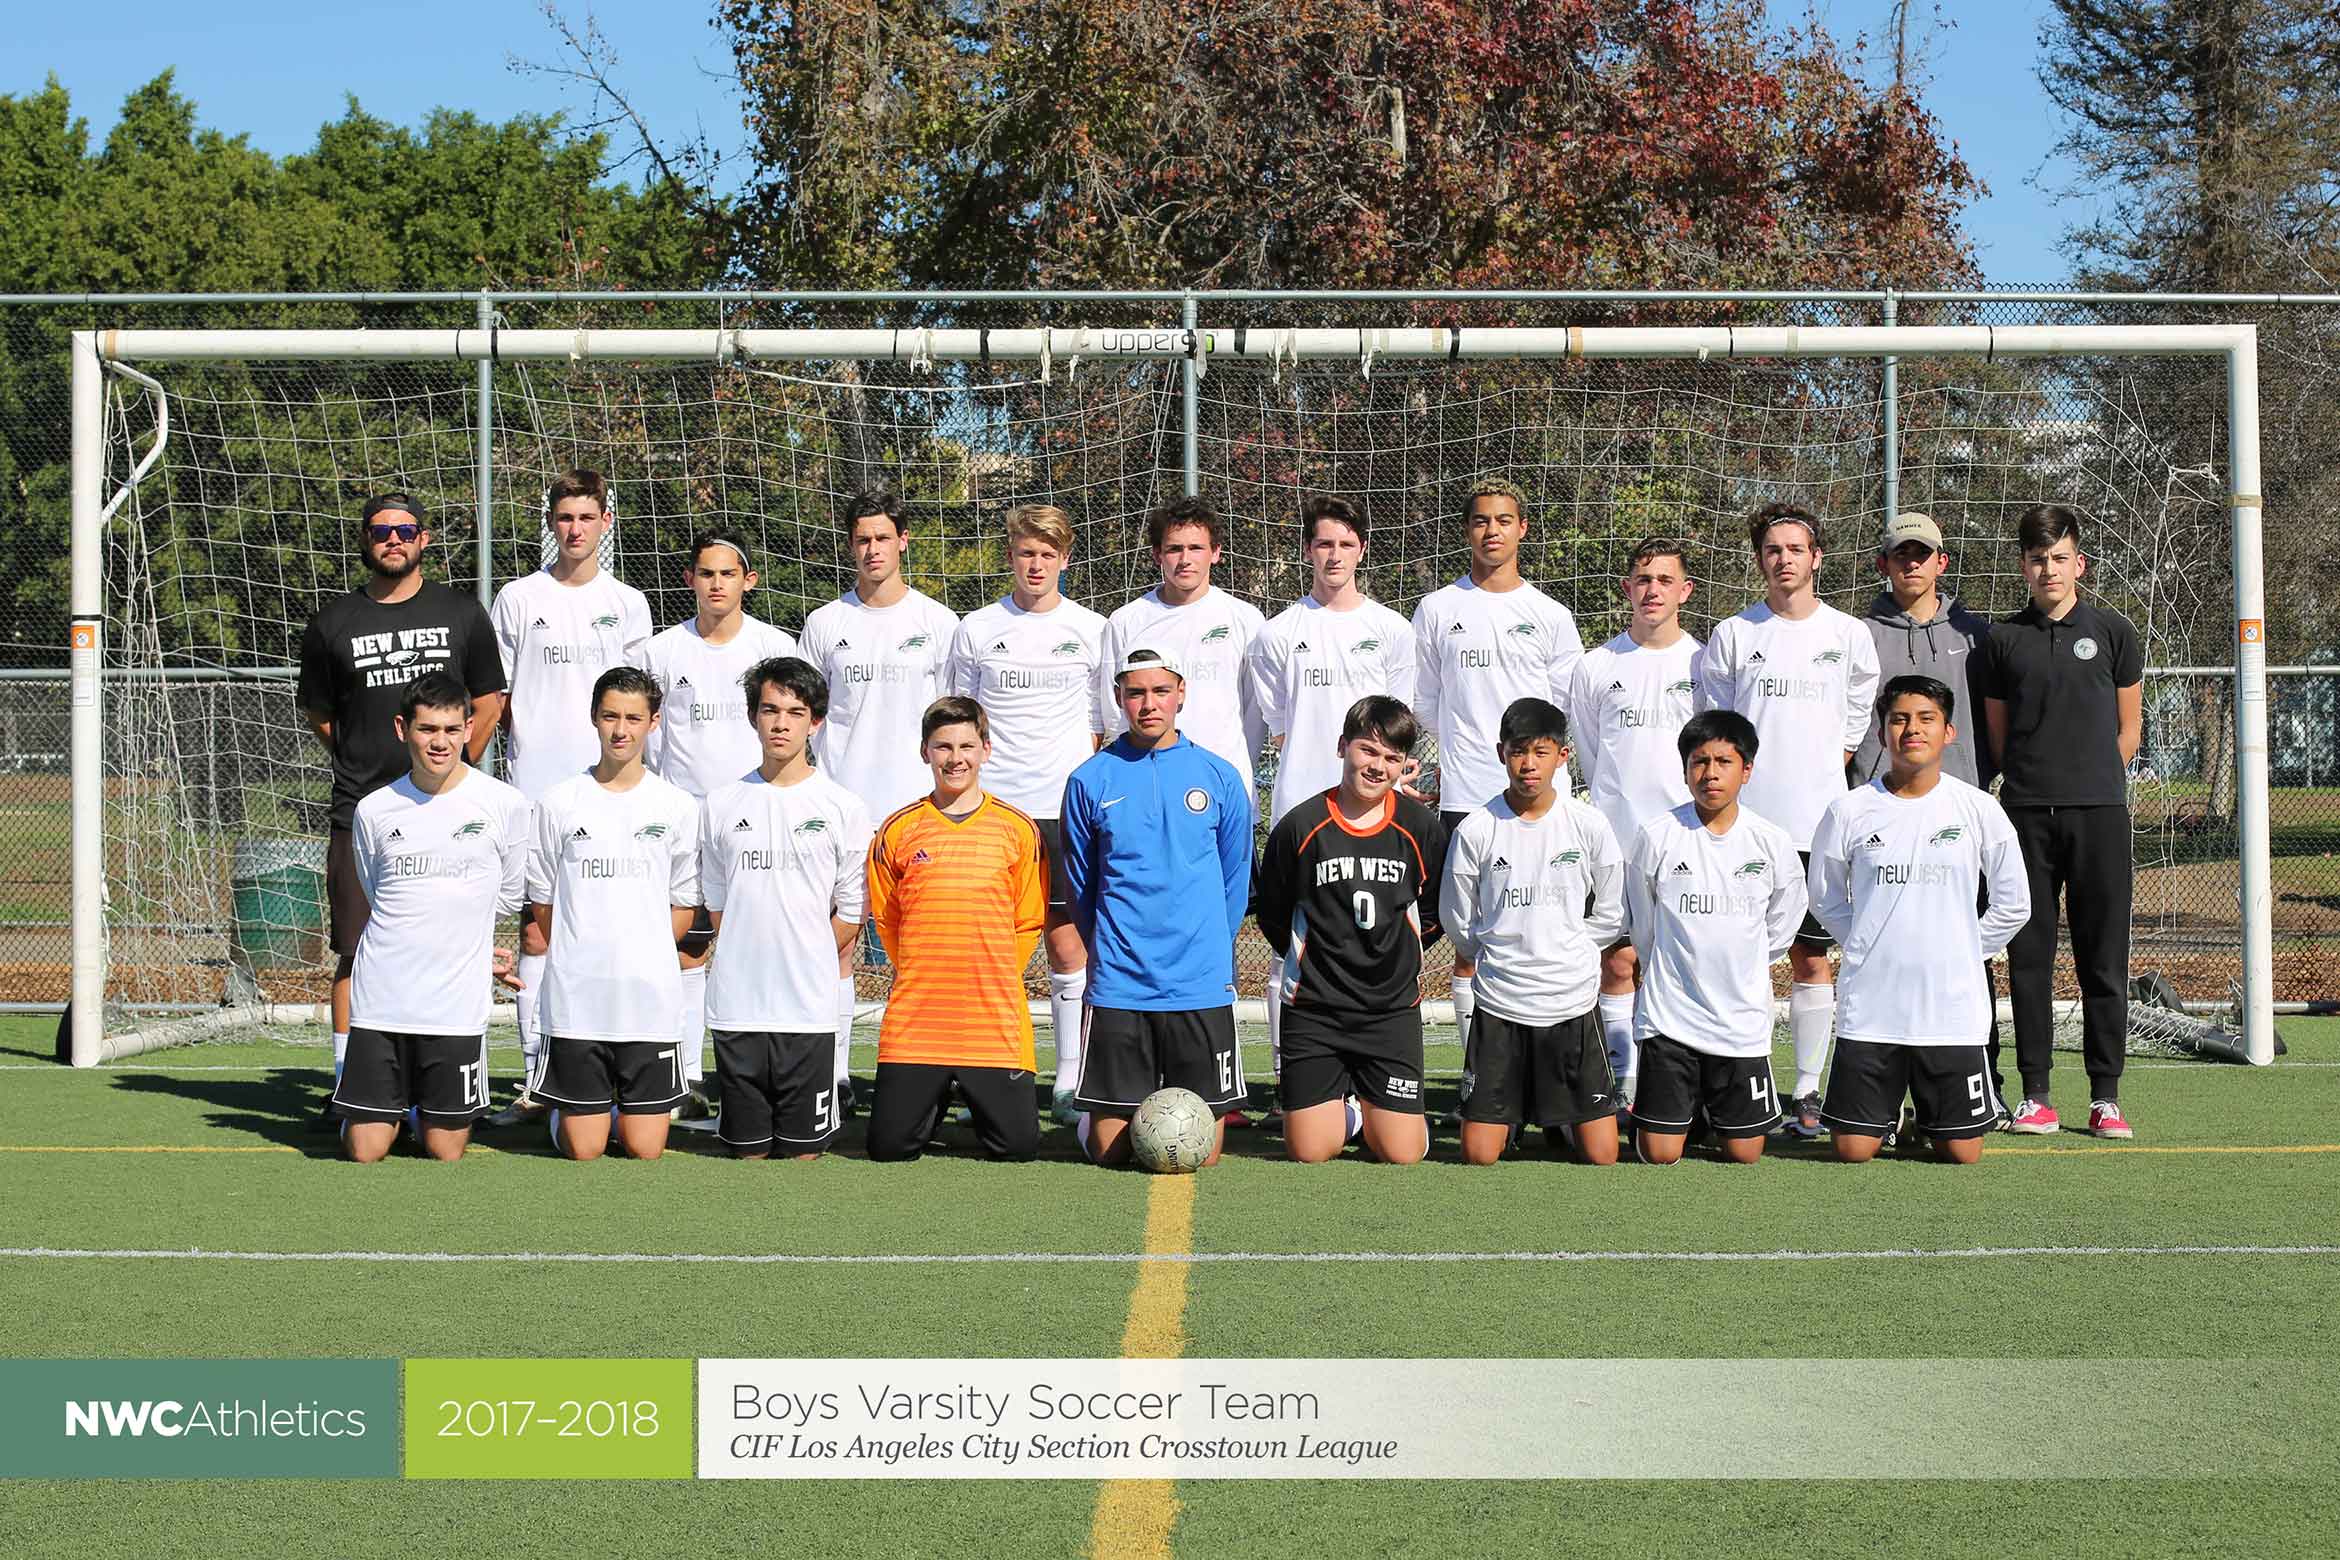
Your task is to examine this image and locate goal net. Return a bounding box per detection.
[72,321,2279,1067]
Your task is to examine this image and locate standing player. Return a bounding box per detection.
[1246,496,1416,1089]
[487,470,652,1125]
[1851,513,1993,788]
[1411,477,1585,1070]
[332,672,530,1164]
[1440,698,1626,1166]
[1253,696,1445,1165]
[1809,675,2031,1164]
[1625,711,1806,1166]
[1977,504,2144,1139]
[797,486,958,1113]
[526,667,701,1161]
[644,527,799,1109]
[864,698,1047,1163]
[1695,501,1880,1138]
[699,657,874,1160]
[297,493,504,1107]
[1565,536,1703,1105]
[945,504,1105,1123]
[1060,649,1254,1168]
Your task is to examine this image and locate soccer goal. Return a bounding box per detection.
[64,321,2280,1067]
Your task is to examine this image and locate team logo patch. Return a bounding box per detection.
[1201,624,1231,644]
[1051,640,1084,658]
[1184,787,1211,813]
[1506,621,1537,638]
[1551,849,1581,867]
[899,633,931,651]
[1354,637,1381,654]
[1814,648,1844,665]
[793,818,830,836]
[452,820,485,840]
[1929,825,1965,845]
[1734,859,1768,877]
[1667,678,1695,694]
[383,648,419,667]
[2073,637,2099,661]
[593,613,620,629]
[634,822,670,841]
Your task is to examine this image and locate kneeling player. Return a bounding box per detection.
[1626,711,1806,1165]
[864,698,1047,1162]
[334,673,530,1163]
[1255,695,1445,1164]
[701,657,873,1160]
[1809,674,2030,1164]
[1441,698,1627,1165]
[527,667,701,1161]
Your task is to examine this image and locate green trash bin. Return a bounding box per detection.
[229,837,329,971]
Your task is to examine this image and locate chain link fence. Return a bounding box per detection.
[2,292,2333,1015]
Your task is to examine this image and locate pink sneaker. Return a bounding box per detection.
[2008,1097,2060,1135]
[2089,1100,2135,1140]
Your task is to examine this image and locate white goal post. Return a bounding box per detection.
[65,322,2279,1067]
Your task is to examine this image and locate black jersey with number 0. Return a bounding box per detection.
[1255,790,1446,1021]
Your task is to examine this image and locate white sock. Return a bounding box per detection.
[477,1033,491,1101]
[1075,1111,1094,1160]
[1266,955,1285,1075]
[835,974,856,1089]
[1343,1095,1364,1143]
[678,964,708,1086]
[332,1030,349,1081]
[1598,991,1635,1096]
[1790,982,1835,1098]
[1452,975,1476,1057]
[515,953,547,1075]
[1048,969,1086,1097]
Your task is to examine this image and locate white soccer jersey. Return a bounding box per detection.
[797,588,958,821]
[1568,632,1702,848]
[946,595,1107,819]
[527,771,701,1044]
[1249,595,1418,826]
[1097,587,1267,792]
[644,614,801,798]
[1809,776,2031,1047]
[490,568,654,801]
[1410,578,1586,812]
[1440,792,1624,1024]
[1694,601,1880,849]
[700,770,873,1033]
[1628,803,1807,1058]
[349,768,530,1036]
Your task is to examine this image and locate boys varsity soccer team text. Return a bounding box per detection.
[304,470,2146,1168]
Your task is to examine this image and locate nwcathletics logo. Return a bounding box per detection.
[898,633,931,651]
[633,822,670,841]
[1184,787,1211,813]
[1051,639,1083,658]
[1734,859,1768,877]
[452,819,485,840]
[1201,624,1231,644]
[593,613,620,629]
[2074,637,2099,661]
[793,818,829,836]
[1814,648,1844,665]
[1929,825,1965,845]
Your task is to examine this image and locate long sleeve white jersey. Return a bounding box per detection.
[1627,803,1807,1058]
[1097,586,1267,793]
[945,595,1107,819]
[1693,600,1880,849]
[489,568,653,801]
[1440,792,1624,1025]
[1808,776,2032,1047]
[642,614,800,798]
[1567,631,1703,848]
[1247,595,1418,826]
[699,770,874,1034]
[796,588,959,821]
[1410,577,1585,812]
[527,771,702,1043]
[349,768,531,1036]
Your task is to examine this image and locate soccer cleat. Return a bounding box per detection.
[672,1083,720,1123]
[1783,1091,1824,1140]
[2088,1100,2134,1140]
[487,1089,550,1128]
[1050,1089,1081,1127]
[1891,1109,1933,1158]
[2008,1097,2060,1135]
[1222,1109,1257,1131]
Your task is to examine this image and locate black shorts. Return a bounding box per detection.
[332,1028,486,1127]
[1632,1034,1781,1138]
[679,904,716,957]
[1278,1009,1425,1115]
[1792,851,1833,948]
[714,1030,840,1151]
[531,1037,689,1115]
[866,1062,1039,1162]
[327,828,370,959]
[1073,1005,1247,1116]
[1821,1039,1998,1141]
[1462,1007,1616,1129]
[1033,817,1074,913]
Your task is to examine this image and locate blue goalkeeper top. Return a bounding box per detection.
[1060,732,1254,1011]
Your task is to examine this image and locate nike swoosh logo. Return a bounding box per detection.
[1100,797,1125,809]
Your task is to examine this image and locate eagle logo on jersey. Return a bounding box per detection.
[1184,787,1211,813]
[634,822,671,841]
[1813,648,1844,665]
[1551,849,1582,867]
[1667,678,1695,694]
[383,648,420,667]
[1353,637,1381,653]
[1734,859,1768,877]
[1507,622,1537,638]
[1051,640,1084,657]
[593,613,621,629]
[453,819,485,840]
[898,633,932,651]
[793,817,830,836]
[1201,625,1231,644]
[1929,825,1965,845]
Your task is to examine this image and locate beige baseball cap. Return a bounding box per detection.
[1879,511,1943,554]
[1114,647,1184,681]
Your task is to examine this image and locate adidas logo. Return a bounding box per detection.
[1295,640,1311,653]
[908,848,933,866]
[674,674,692,688]
[571,826,591,840]
[1671,861,1694,876]
[733,818,753,833]
[1449,622,1465,635]
[1608,680,1626,693]
[835,638,851,650]
[1491,855,1511,870]
[531,616,549,629]
[991,639,1010,653]
[1746,650,1766,664]
[1863,833,1885,849]
[385,827,405,843]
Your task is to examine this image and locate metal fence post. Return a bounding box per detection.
[1881,289,1900,522]
[1182,291,1201,497]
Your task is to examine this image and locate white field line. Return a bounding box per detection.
[1,1242,2335,1268]
[6,1058,2338,1075]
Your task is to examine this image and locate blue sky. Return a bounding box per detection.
[9,0,2085,285]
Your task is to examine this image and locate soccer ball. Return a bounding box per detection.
[1128,1087,1216,1174]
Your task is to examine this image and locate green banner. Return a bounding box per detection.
[0,1359,399,1478]
[403,1358,693,1479]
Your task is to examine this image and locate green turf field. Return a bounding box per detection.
[4,1015,2337,1557]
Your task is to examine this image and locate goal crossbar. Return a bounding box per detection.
[66,322,2278,1067]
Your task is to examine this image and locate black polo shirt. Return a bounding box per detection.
[1975,598,2142,808]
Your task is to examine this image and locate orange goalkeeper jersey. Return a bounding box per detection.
[867,793,1047,1068]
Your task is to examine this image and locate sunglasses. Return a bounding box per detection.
[368,523,423,544]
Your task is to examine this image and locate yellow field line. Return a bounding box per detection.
[1086,1174,1197,1560]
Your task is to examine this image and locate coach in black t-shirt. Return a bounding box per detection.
[296,494,505,1073]
[1976,503,2143,1141]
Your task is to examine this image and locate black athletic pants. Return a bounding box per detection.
[2005,804,2131,1103]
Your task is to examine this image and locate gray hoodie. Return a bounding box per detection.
[1852,589,1996,788]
